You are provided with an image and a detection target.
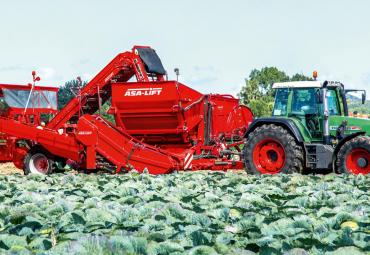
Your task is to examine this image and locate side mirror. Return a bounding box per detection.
[362,91,366,104]
[345,89,366,105]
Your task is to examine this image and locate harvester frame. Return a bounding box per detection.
[0,46,253,175]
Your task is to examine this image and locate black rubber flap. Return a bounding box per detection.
[137,48,166,75]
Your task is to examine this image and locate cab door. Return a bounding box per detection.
[290,88,322,140]
[327,88,344,137]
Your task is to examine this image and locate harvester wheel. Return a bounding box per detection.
[336,136,370,175]
[244,124,304,174]
[23,150,54,175]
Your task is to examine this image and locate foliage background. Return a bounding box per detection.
[238,67,369,117]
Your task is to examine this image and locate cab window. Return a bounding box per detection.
[273,89,289,116]
[327,90,340,115]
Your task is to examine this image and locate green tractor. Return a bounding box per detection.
[243,80,369,175]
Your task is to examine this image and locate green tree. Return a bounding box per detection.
[58,79,87,109]
[57,79,115,122]
[290,73,313,82]
[239,67,312,117]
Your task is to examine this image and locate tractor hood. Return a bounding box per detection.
[329,116,370,136]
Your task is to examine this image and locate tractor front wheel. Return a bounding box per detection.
[244,124,304,174]
[23,150,54,175]
[336,136,370,175]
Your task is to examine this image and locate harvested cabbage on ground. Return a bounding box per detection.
[0,172,369,254]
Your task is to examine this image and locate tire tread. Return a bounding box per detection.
[244,124,304,174]
[336,136,370,174]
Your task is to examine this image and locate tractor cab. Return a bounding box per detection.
[271,81,367,142]
[272,84,321,139]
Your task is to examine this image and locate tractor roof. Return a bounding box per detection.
[272,81,342,89]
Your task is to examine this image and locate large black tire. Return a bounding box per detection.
[244,124,304,174]
[336,136,370,175]
[23,149,55,175]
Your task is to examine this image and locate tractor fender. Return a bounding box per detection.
[332,131,366,171]
[244,118,304,143]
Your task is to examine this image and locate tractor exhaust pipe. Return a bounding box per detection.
[322,81,330,144]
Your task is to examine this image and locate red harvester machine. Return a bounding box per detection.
[0,81,58,169]
[0,46,253,174]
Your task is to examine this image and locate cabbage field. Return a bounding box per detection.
[0,172,369,254]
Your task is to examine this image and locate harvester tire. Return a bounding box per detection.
[336,136,370,175]
[244,124,304,174]
[23,149,54,175]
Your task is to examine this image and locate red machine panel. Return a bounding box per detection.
[110,81,253,153]
[111,81,203,145]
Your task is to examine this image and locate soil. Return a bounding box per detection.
[0,162,23,175]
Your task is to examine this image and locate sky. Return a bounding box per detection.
[0,0,370,98]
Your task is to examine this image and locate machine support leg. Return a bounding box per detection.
[86,146,96,169]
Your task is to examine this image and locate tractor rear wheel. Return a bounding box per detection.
[336,136,370,175]
[23,149,54,175]
[244,124,304,174]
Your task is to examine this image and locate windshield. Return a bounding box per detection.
[292,88,317,115]
[273,88,318,116]
[2,89,57,110]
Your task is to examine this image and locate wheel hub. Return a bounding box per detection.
[29,154,49,174]
[357,157,368,168]
[267,150,278,161]
[345,148,370,175]
[253,138,286,174]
